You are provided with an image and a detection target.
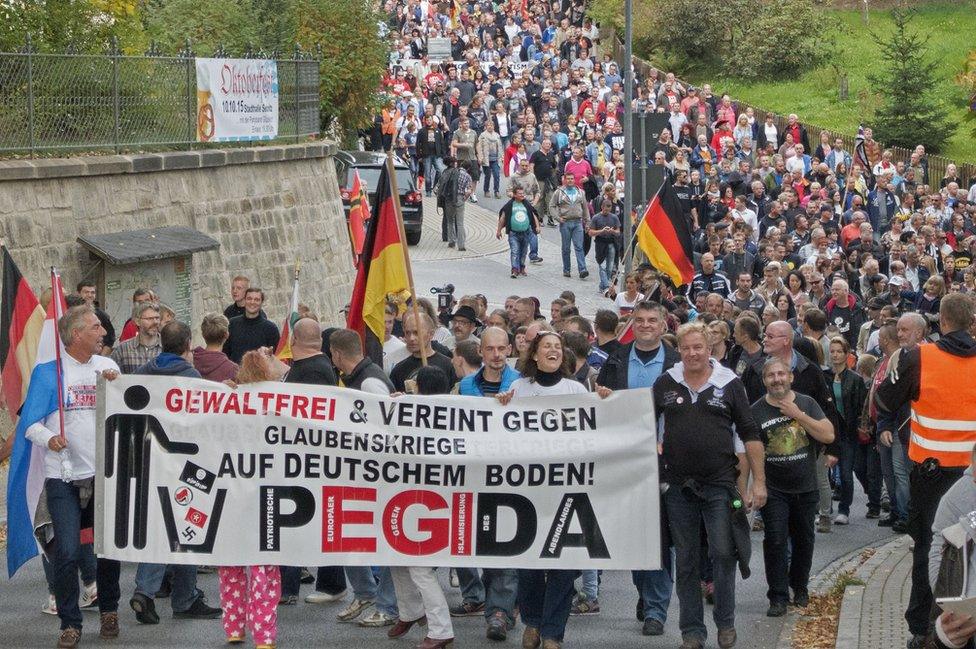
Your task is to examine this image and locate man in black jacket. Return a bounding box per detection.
[596,301,679,637]
[223,288,280,364]
[418,115,448,196]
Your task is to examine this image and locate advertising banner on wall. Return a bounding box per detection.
[96,376,660,570]
[195,58,278,142]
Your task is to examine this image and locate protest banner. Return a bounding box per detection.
[95,376,660,570]
[427,37,452,61]
[195,58,279,142]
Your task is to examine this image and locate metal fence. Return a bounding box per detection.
[0,39,321,156]
[603,29,976,188]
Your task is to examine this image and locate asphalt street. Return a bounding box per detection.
[1,501,896,648]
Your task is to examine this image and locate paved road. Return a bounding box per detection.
[1,500,898,648]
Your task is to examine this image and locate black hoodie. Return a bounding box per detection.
[876,330,976,411]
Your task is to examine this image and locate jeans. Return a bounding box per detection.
[456,567,518,625]
[596,242,616,291]
[665,484,737,642]
[838,438,881,515]
[877,441,904,520]
[135,563,200,612]
[345,566,398,616]
[906,464,965,635]
[42,544,97,592]
[445,202,467,249]
[46,478,121,630]
[761,488,819,604]
[517,569,578,642]
[631,562,673,623]
[891,441,911,523]
[580,570,599,601]
[483,161,501,194]
[508,231,530,271]
[559,220,586,274]
[529,230,541,261]
[280,566,346,598]
[423,156,446,194]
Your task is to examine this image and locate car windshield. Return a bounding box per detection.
[354,166,415,193]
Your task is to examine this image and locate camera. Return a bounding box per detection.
[430,284,455,311]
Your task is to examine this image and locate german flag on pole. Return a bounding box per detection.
[635,179,695,287]
[346,160,410,366]
[0,246,46,416]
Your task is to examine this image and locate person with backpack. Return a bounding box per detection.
[496,186,541,278]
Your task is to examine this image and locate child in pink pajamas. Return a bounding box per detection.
[218,565,281,647]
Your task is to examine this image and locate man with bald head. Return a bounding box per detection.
[279,317,345,604]
[690,252,731,303]
[825,279,864,349]
[742,321,840,532]
[456,326,521,640]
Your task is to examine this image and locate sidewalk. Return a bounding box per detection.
[836,535,913,649]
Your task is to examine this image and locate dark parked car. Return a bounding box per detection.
[334,150,423,246]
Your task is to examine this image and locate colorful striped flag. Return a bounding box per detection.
[347,158,411,366]
[635,180,695,288]
[0,246,46,416]
[6,269,69,577]
[348,170,369,266]
[275,265,301,361]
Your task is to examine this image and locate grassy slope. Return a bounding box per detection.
[683,3,975,163]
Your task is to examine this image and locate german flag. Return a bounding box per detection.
[0,247,45,417]
[635,180,695,287]
[346,159,410,366]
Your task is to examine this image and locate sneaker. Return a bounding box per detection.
[579,270,589,279]
[470,195,478,203]
[57,628,81,649]
[563,271,571,278]
[305,589,347,604]
[173,597,222,619]
[448,241,455,248]
[866,507,881,519]
[80,582,98,609]
[793,592,810,608]
[450,569,459,588]
[494,192,501,199]
[879,515,896,527]
[893,519,909,534]
[278,595,297,606]
[570,596,599,615]
[450,601,486,617]
[816,514,832,533]
[834,513,849,525]
[486,612,508,641]
[530,256,543,264]
[680,638,704,649]
[766,602,787,617]
[300,568,315,584]
[42,594,58,616]
[358,610,397,627]
[130,593,160,624]
[227,633,245,644]
[511,269,519,278]
[99,611,119,639]
[337,598,374,622]
[881,495,891,513]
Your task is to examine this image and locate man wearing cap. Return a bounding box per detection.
[880,275,909,315]
[445,305,481,351]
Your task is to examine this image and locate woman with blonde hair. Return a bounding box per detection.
[218,349,285,648]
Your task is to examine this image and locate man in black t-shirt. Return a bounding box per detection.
[529,139,559,226]
[390,311,457,392]
[751,357,834,617]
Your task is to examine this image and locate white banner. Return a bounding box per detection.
[95,376,660,570]
[195,57,278,142]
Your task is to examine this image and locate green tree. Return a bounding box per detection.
[730,0,823,79]
[868,7,954,153]
[142,0,259,54]
[0,0,145,53]
[291,0,390,135]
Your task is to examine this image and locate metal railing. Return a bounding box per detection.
[603,29,976,188]
[0,38,321,156]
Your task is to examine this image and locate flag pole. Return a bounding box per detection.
[384,150,427,368]
[50,268,67,443]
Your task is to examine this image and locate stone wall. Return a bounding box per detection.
[0,142,355,333]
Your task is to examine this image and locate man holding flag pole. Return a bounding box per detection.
[9,269,124,647]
